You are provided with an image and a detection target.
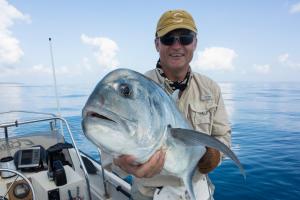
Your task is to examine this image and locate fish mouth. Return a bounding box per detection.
[83,107,137,135]
[87,111,117,123]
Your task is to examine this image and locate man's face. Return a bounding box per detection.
[155,29,197,73]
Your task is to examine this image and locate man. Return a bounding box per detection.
[114,9,231,199]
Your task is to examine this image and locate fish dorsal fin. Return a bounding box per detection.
[170,128,246,179]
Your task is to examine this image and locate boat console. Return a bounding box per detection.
[0,111,90,200]
[0,111,132,200]
[1,141,87,200]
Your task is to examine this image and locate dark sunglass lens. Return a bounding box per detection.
[160,36,175,45]
[160,35,194,46]
[180,35,194,45]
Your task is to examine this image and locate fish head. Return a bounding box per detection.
[82,68,169,160]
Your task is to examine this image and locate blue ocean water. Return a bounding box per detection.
[0,82,299,199]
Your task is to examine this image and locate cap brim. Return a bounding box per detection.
[156,24,197,37]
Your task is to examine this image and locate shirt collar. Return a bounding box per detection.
[156,59,192,92]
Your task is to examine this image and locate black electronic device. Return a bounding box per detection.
[46,142,73,180]
[15,146,41,169]
[48,188,60,200]
[52,160,67,186]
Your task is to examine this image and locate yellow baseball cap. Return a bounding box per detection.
[156,9,197,37]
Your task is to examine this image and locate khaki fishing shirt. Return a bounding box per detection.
[112,68,232,198]
[129,68,232,197]
[145,68,231,147]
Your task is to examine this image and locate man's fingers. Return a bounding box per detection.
[158,150,166,170]
[114,150,166,178]
[114,155,139,174]
[134,152,160,178]
[144,150,166,178]
[133,150,159,178]
[123,155,138,167]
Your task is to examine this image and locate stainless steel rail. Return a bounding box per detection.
[0,111,92,200]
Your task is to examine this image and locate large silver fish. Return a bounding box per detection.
[82,68,245,200]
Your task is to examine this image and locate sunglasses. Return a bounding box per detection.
[159,34,194,46]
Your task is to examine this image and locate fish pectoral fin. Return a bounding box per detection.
[170,128,246,179]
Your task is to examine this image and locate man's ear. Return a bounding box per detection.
[155,38,160,52]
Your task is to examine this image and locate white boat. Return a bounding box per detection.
[0,110,132,200]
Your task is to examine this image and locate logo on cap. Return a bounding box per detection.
[172,12,184,23]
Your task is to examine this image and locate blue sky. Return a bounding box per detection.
[1,0,300,86]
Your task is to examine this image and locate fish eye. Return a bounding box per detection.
[119,83,132,98]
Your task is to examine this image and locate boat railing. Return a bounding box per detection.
[0,110,92,200]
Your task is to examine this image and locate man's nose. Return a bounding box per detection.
[171,37,182,48]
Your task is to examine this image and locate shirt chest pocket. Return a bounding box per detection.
[189,102,217,134]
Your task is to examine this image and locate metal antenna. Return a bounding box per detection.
[48,37,64,136]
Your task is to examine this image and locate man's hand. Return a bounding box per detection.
[113,149,166,178]
[198,147,220,174]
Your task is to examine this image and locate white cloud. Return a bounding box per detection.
[0,64,72,77]
[0,0,30,64]
[81,34,119,69]
[253,64,271,74]
[31,64,52,74]
[278,53,300,69]
[289,2,300,14]
[278,53,289,63]
[32,64,75,76]
[192,47,237,71]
